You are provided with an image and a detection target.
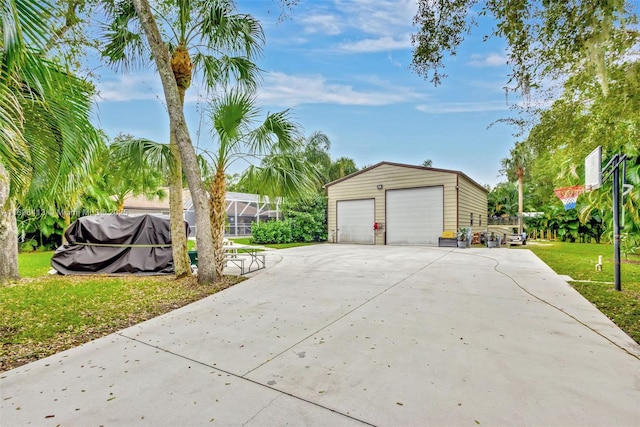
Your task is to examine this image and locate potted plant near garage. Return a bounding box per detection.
[457,227,471,248]
[486,232,499,248]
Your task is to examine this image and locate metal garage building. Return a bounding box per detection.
[325,162,488,245]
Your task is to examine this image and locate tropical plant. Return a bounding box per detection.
[501,142,533,234]
[328,157,359,182]
[283,194,327,242]
[250,219,293,244]
[102,0,264,281]
[487,182,518,217]
[204,89,316,275]
[250,194,327,244]
[107,135,168,213]
[301,131,332,190]
[0,0,100,281]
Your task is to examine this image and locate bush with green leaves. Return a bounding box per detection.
[251,195,327,244]
[16,208,67,251]
[251,219,294,244]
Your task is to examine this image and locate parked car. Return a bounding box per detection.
[507,230,527,246]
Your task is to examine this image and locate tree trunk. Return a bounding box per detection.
[62,211,71,244]
[133,0,216,284]
[0,163,19,282]
[168,148,190,277]
[210,166,227,276]
[169,67,192,278]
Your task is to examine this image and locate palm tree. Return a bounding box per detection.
[105,136,168,214]
[205,89,316,276]
[1,0,100,281]
[103,0,264,281]
[328,157,359,182]
[501,142,532,235]
[301,131,332,190]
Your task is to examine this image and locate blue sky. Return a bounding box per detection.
[91,0,522,187]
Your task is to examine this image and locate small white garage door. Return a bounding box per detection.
[337,199,374,244]
[386,187,443,245]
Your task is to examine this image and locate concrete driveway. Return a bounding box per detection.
[2,244,639,426]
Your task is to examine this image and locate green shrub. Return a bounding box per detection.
[250,195,328,244]
[19,239,38,252]
[251,219,294,244]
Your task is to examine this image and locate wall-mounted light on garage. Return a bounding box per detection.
[377,184,383,190]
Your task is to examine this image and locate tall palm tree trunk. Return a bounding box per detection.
[168,46,193,277]
[0,163,19,281]
[133,0,216,284]
[210,166,227,276]
[168,149,190,277]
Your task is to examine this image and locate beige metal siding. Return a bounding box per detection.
[457,174,488,234]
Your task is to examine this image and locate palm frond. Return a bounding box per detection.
[110,136,175,173]
[209,89,258,165]
[1,0,51,70]
[240,152,317,201]
[100,0,148,71]
[193,0,264,57]
[251,109,301,154]
[193,53,261,91]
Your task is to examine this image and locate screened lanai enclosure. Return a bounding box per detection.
[183,191,281,237]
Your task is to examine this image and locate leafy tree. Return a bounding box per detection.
[297,131,359,189]
[422,159,433,167]
[1,0,100,281]
[302,131,332,190]
[487,182,517,217]
[106,135,168,213]
[328,157,358,182]
[283,194,327,242]
[500,141,532,234]
[411,1,637,95]
[205,89,316,276]
[251,194,327,244]
[103,0,264,282]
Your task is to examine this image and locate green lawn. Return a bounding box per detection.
[18,251,56,278]
[2,252,243,372]
[229,237,321,249]
[516,241,640,344]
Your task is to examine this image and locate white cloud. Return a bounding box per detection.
[335,0,417,36]
[337,35,412,53]
[416,101,512,114]
[297,0,417,42]
[301,14,343,35]
[94,73,163,102]
[258,71,424,107]
[467,53,508,68]
[94,72,208,105]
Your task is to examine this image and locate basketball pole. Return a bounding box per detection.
[612,157,621,291]
[602,153,627,292]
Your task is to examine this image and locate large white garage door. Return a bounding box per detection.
[386,187,443,245]
[337,199,374,244]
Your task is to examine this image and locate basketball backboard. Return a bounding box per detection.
[585,146,602,191]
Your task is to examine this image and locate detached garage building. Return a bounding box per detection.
[326,162,488,245]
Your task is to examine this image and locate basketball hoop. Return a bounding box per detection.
[554,185,585,210]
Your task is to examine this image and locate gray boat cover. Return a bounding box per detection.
[51,214,188,275]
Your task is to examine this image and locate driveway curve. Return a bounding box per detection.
[2,244,639,426]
